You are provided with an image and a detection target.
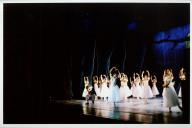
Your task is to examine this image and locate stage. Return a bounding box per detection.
[50,97,184,124]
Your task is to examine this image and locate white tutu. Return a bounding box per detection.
[152,84,159,96]
[133,83,142,98]
[94,84,101,97]
[178,86,182,97]
[100,83,110,97]
[162,83,180,107]
[119,84,132,100]
[141,85,153,98]
[108,85,120,102]
[108,78,121,102]
[82,88,88,98]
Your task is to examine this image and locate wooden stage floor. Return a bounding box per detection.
[52,97,185,124]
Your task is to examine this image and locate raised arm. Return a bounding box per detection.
[146,70,150,76]
[133,73,136,80]
[103,75,107,81]
[154,75,157,81]
[136,73,140,78]
[146,70,150,80]
[100,75,103,81]
[141,71,144,80]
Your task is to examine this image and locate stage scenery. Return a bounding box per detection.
[4,3,190,124]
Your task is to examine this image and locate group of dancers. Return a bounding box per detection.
[82,67,186,112]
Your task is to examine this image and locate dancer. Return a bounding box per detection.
[85,84,96,105]
[130,76,135,97]
[133,73,142,99]
[151,75,160,97]
[82,76,96,104]
[100,74,110,101]
[178,68,186,98]
[141,70,153,103]
[93,75,101,100]
[162,68,182,112]
[178,67,189,122]
[108,67,121,106]
[119,73,132,101]
[82,76,89,98]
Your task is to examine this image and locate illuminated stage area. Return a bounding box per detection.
[52,97,183,124]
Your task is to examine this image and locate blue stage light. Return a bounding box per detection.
[127,22,137,30]
[154,24,189,42]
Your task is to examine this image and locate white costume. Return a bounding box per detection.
[108,77,121,102]
[119,81,132,100]
[94,83,101,97]
[82,85,89,98]
[100,82,110,98]
[152,83,159,96]
[141,80,153,98]
[133,81,142,98]
[162,76,180,107]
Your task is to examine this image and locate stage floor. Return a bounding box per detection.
[54,97,184,124]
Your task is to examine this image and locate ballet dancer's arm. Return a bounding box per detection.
[136,73,140,78]
[141,71,144,80]
[154,75,157,82]
[84,76,88,84]
[146,70,150,80]
[133,73,135,80]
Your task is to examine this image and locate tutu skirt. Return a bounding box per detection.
[162,83,180,107]
[141,85,153,98]
[133,85,142,98]
[152,84,160,96]
[119,85,132,100]
[100,84,110,97]
[82,88,88,98]
[94,84,101,97]
[108,85,121,102]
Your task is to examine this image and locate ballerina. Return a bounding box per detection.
[178,68,186,98]
[133,73,142,99]
[151,75,160,97]
[119,73,132,101]
[82,76,89,98]
[93,75,101,100]
[100,74,110,101]
[141,70,153,103]
[162,68,182,112]
[82,76,96,104]
[130,76,135,97]
[108,67,121,106]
